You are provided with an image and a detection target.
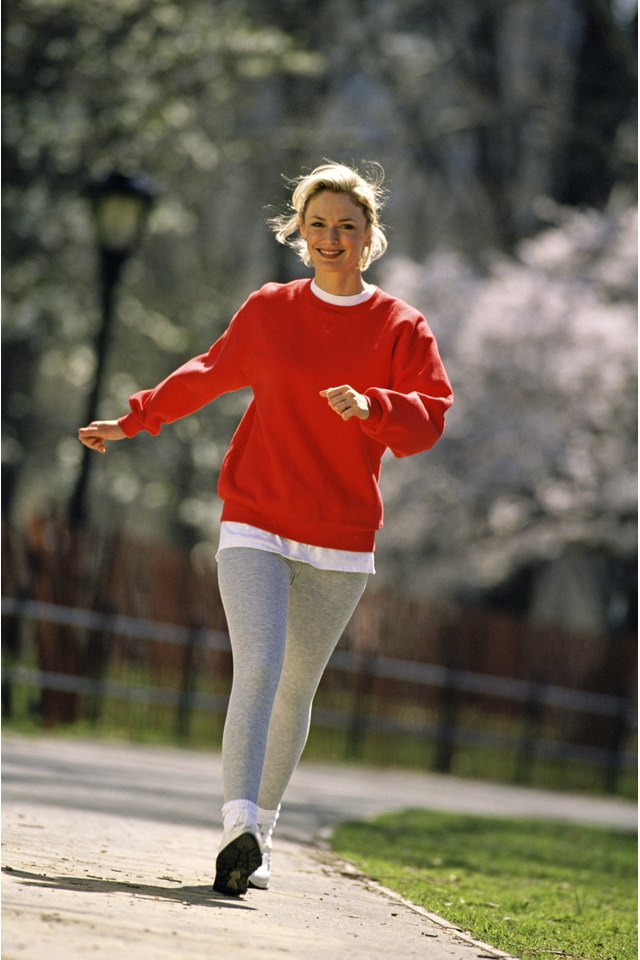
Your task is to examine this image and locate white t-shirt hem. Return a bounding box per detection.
[217,522,375,574]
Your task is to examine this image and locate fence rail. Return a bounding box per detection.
[2,597,231,651]
[2,596,637,790]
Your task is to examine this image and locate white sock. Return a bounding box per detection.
[221,799,259,841]
[256,804,281,846]
[257,804,280,832]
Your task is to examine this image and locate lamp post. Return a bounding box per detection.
[68,171,155,526]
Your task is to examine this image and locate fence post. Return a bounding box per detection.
[433,661,459,773]
[84,605,116,725]
[176,625,201,742]
[345,651,377,759]
[514,680,545,784]
[604,691,632,794]
[1,591,26,719]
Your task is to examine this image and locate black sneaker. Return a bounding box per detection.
[213,831,263,897]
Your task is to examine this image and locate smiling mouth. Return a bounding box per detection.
[318,249,343,259]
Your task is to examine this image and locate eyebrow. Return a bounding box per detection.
[308,215,358,223]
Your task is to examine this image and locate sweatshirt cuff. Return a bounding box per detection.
[362,390,384,429]
[118,412,144,438]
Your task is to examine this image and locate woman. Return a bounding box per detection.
[78,161,453,897]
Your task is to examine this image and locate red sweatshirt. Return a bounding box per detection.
[119,279,453,552]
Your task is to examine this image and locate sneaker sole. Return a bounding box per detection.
[248,876,269,890]
[213,832,262,897]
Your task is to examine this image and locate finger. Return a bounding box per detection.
[323,391,352,407]
[78,426,106,450]
[319,385,351,399]
[83,432,103,446]
[79,437,106,454]
[329,397,352,415]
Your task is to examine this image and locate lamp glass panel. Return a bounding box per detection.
[94,194,146,251]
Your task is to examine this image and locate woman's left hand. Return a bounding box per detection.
[320,385,370,421]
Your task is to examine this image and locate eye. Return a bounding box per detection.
[310,220,324,227]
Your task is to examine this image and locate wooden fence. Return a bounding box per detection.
[2,595,636,794]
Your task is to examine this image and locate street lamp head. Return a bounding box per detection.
[87,171,156,256]
[69,171,156,527]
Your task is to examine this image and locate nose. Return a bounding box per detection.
[326,226,340,243]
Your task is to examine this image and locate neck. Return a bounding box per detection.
[313,270,366,297]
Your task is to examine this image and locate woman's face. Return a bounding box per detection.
[299,191,371,285]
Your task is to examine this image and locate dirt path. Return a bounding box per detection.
[2,735,635,959]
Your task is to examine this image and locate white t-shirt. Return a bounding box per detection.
[216,280,377,574]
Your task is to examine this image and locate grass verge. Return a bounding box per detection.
[331,810,637,960]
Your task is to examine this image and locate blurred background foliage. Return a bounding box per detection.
[2,0,637,625]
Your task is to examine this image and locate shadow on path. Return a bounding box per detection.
[1,866,255,911]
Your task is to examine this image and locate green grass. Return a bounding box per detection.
[331,810,637,960]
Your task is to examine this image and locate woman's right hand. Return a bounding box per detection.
[77,420,126,454]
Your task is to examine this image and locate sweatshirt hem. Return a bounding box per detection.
[220,502,378,552]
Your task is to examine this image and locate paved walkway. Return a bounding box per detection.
[2,734,636,960]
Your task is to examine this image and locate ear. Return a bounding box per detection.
[359,222,372,258]
[298,216,306,238]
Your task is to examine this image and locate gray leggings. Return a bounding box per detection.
[217,547,368,809]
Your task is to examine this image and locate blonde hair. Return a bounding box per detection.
[269,161,388,271]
